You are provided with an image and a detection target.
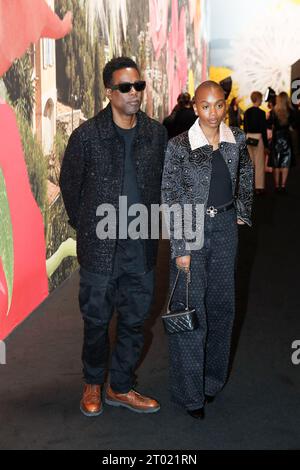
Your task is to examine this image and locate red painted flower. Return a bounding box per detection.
[0,104,49,339]
[0,0,72,339]
[0,0,72,76]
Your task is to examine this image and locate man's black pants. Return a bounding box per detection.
[79,243,154,393]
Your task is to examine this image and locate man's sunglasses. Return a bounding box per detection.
[110,80,146,93]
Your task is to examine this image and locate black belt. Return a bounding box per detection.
[205,201,234,218]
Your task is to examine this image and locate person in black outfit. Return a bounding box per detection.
[163,92,197,139]
[244,91,269,194]
[161,81,253,420]
[59,57,167,417]
[268,91,295,192]
[228,97,243,128]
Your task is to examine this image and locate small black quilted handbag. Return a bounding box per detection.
[161,268,198,335]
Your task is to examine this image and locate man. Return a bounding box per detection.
[59,57,167,416]
[161,81,253,419]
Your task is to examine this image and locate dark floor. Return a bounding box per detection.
[1,169,300,450]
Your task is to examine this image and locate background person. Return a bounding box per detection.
[244,91,269,195]
[228,97,243,128]
[268,91,296,193]
[163,92,197,139]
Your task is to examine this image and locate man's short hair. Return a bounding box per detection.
[103,57,140,88]
[250,91,263,104]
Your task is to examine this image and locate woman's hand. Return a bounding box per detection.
[237,219,245,225]
[176,255,191,270]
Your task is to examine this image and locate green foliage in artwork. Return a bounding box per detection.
[46,195,78,292]
[0,169,14,314]
[55,0,105,118]
[3,52,35,123]
[15,107,48,235]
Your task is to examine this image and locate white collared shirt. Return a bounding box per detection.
[188,119,236,151]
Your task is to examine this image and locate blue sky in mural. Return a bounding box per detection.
[209,0,278,67]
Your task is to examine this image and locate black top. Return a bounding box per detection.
[172,107,197,136]
[267,109,296,131]
[163,107,197,139]
[115,124,139,206]
[207,149,233,207]
[243,106,268,147]
[114,123,145,273]
[228,106,242,128]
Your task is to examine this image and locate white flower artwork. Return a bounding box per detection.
[231,1,300,100]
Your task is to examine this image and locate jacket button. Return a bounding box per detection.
[228,159,232,163]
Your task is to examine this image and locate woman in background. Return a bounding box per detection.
[244,91,269,195]
[163,92,197,139]
[228,97,243,128]
[269,92,295,193]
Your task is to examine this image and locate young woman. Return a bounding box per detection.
[161,81,253,419]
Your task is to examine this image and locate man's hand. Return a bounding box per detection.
[237,219,245,225]
[176,255,191,270]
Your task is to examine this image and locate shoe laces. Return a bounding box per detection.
[130,389,146,401]
[87,385,100,402]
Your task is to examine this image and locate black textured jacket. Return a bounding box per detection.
[161,119,254,259]
[59,103,167,274]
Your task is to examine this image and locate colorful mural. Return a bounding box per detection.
[56,0,209,118]
[0,0,209,339]
[0,0,72,340]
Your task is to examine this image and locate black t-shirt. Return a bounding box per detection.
[207,149,233,207]
[115,124,139,207]
[114,123,145,274]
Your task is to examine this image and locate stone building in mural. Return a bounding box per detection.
[32,0,57,156]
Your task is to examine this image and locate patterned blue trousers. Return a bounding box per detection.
[167,208,238,410]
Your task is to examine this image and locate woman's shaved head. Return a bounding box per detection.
[195,81,225,100]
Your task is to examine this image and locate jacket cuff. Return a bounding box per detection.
[170,239,191,259]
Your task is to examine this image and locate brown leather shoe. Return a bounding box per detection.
[80,384,103,417]
[105,386,160,413]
